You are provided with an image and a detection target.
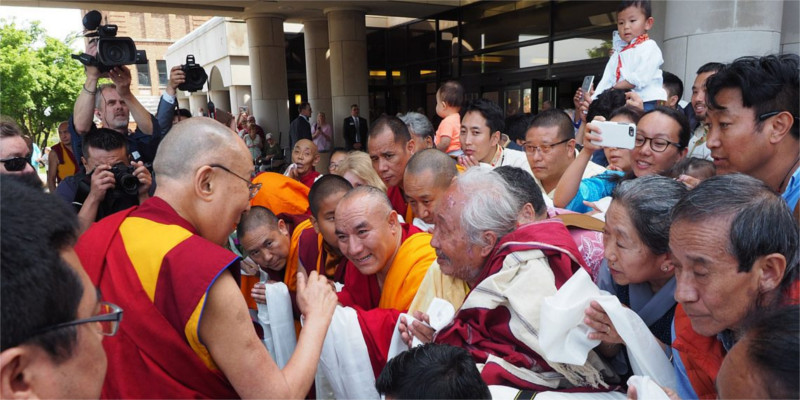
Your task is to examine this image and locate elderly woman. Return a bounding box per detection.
[583,175,687,372]
[335,151,387,193]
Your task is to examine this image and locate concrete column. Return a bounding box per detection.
[188,93,208,117]
[228,85,252,115]
[662,0,783,103]
[326,8,369,148]
[781,0,799,55]
[304,18,332,139]
[245,13,290,148]
[210,90,232,114]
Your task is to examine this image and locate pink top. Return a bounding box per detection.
[436,113,461,153]
[312,122,332,152]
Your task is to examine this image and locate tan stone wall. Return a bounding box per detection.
[84,10,210,96]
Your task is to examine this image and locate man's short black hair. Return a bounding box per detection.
[528,109,575,141]
[643,106,691,149]
[740,306,799,400]
[1,176,83,362]
[662,71,684,100]
[82,128,127,159]
[177,108,192,118]
[505,113,533,144]
[494,166,546,218]
[618,0,652,18]
[375,343,491,399]
[464,98,505,134]
[369,115,412,144]
[696,62,725,75]
[308,174,352,217]
[706,54,799,139]
[298,102,311,113]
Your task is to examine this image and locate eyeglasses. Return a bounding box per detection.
[635,136,682,152]
[37,301,123,337]
[758,111,800,122]
[524,138,571,155]
[209,164,261,199]
[0,155,32,172]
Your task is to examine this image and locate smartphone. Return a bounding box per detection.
[581,75,594,94]
[590,120,636,149]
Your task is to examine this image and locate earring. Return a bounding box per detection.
[661,265,669,272]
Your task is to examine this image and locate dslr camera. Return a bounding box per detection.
[109,163,140,196]
[72,10,147,73]
[178,55,208,92]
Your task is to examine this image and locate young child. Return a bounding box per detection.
[592,0,666,110]
[285,138,321,188]
[435,80,465,156]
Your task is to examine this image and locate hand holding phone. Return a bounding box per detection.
[589,120,636,149]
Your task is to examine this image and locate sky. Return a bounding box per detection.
[1,6,84,50]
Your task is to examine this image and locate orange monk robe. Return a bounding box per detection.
[337,224,437,377]
[250,172,310,216]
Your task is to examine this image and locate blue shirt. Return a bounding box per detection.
[565,170,623,213]
[781,166,800,212]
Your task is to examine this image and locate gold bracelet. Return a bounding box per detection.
[82,84,97,95]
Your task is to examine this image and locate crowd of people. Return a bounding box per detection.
[1,1,799,399]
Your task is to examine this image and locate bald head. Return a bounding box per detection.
[154,117,245,180]
[237,206,279,242]
[294,138,318,154]
[405,149,457,189]
[339,185,393,215]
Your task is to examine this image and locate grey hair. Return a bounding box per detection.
[95,83,117,109]
[670,173,798,295]
[398,112,434,142]
[612,175,687,255]
[454,166,519,247]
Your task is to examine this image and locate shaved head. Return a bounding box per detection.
[339,185,393,215]
[294,138,318,154]
[405,149,458,189]
[309,175,353,217]
[154,117,245,180]
[237,206,279,242]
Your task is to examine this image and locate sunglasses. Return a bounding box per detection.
[0,155,32,172]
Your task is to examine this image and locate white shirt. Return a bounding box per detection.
[593,31,667,103]
[478,148,555,208]
[687,124,713,161]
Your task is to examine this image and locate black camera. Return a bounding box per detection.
[72,10,147,73]
[109,163,139,196]
[179,55,208,92]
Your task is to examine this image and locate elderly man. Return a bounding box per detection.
[403,149,458,232]
[402,167,614,391]
[1,176,113,399]
[525,109,605,199]
[334,185,437,376]
[368,115,417,221]
[47,121,78,192]
[399,111,435,152]
[669,173,799,400]
[705,54,800,213]
[71,40,160,166]
[75,118,338,399]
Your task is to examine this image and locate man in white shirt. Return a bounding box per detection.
[686,62,724,160]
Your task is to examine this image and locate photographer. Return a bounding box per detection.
[56,128,151,234]
[69,36,161,167]
[154,65,187,136]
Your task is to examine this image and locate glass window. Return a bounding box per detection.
[157,60,167,86]
[554,1,617,35]
[460,1,549,52]
[387,27,407,64]
[407,20,437,62]
[553,31,610,64]
[137,62,151,87]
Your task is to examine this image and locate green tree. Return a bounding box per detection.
[0,20,84,148]
[587,39,613,59]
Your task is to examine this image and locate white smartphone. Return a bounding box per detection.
[590,120,636,149]
[581,75,594,93]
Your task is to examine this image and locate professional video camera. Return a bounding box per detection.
[178,55,208,92]
[71,10,147,73]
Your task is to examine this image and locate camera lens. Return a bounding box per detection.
[99,38,134,65]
